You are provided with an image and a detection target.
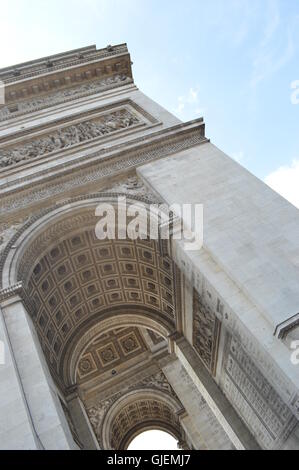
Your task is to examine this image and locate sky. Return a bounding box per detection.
[128,430,178,450]
[0,0,299,207]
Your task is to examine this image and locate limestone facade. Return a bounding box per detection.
[0,44,298,450]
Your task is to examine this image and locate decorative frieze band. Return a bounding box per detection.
[0,109,140,168]
[0,125,207,215]
[221,333,298,449]
[0,74,132,122]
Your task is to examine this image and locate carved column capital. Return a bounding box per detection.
[0,282,23,306]
[65,384,80,402]
[168,331,184,354]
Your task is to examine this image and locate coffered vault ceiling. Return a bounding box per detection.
[26,229,176,382]
[76,326,166,385]
[110,398,180,450]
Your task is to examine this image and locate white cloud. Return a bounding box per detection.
[174,87,200,116]
[188,87,198,103]
[264,159,299,208]
[195,107,205,116]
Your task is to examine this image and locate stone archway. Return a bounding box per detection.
[99,389,184,450]
[0,194,178,388]
[0,194,189,449]
[0,193,255,450]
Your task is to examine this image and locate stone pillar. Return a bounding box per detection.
[177,410,208,450]
[171,335,260,450]
[0,293,77,449]
[159,355,233,450]
[65,386,100,450]
[0,306,40,449]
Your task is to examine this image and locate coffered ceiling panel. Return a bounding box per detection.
[27,230,176,377]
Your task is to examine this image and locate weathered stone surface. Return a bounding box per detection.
[0,109,139,167]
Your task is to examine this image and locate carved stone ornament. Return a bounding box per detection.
[193,289,221,373]
[86,370,183,448]
[0,109,139,167]
[0,74,131,121]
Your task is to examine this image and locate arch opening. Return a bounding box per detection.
[97,389,185,450]
[18,221,177,388]
[128,430,179,450]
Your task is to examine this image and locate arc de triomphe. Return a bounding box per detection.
[0,44,298,450]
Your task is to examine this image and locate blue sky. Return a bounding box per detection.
[1,0,299,206]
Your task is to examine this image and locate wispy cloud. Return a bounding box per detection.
[264,159,299,208]
[250,0,296,88]
[174,86,202,117]
[261,0,280,47]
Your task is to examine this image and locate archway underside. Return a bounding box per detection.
[74,322,187,449]
[112,406,181,450]
[23,227,177,387]
[15,214,188,449]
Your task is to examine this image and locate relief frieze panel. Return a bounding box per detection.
[0,108,140,168]
[221,333,298,449]
[0,129,206,215]
[0,74,131,121]
[193,289,221,373]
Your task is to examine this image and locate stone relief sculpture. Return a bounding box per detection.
[0,109,140,168]
[0,218,29,255]
[106,176,159,202]
[86,370,182,447]
[193,290,221,373]
[88,397,117,440]
[0,74,130,120]
[128,371,178,398]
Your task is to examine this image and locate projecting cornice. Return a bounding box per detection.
[0,44,132,106]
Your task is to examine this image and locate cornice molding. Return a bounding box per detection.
[275,313,299,339]
[1,45,132,106]
[0,44,129,84]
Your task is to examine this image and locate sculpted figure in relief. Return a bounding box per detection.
[0,110,139,168]
[0,74,129,120]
